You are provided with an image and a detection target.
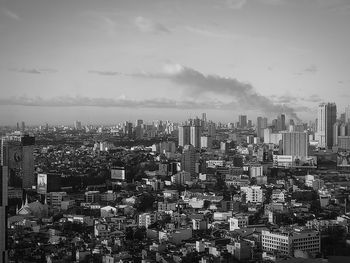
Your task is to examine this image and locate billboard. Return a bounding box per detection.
[37,173,47,194]
[8,145,22,169]
[111,167,126,180]
[337,151,350,167]
[273,155,317,168]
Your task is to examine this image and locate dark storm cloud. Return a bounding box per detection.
[129,64,304,120]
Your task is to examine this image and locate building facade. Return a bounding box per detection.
[316,102,337,148]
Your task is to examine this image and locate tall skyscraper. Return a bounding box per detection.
[181,145,197,176]
[256,117,268,139]
[74,120,82,130]
[201,113,207,123]
[190,126,201,148]
[345,105,350,123]
[124,122,133,138]
[207,121,216,137]
[238,115,247,129]
[277,114,286,131]
[316,103,337,148]
[0,167,8,263]
[1,134,35,190]
[282,131,309,157]
[0,133,34,263]
[21,121,25,132]
[178,125,190,147]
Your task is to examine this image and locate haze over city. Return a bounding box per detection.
[1,0,350,124]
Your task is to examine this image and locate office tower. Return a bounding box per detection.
[136,119,143,126]
[200,136,212,149]
[181,145,197,176]
[190,125,201,148]
[282,131,309,157]
[201,113,207,124]
[207,121,216,137]
[345,105,350,123]
[1,134,35,190]
[16,122,20,131]
[315,102,337,148]
[21,121,25,132]
[256,117,268,139]
[178,125,190,147]
[238,115,247,129]
[0,167,8,263]
[340,113,346,123]
[0,133,34,263]
[124,122,133,138]
[276,114,286,131]
[333,122,341,146]
[74,120,82,130]
[271,119,278,131]
[247,120,252,128]
[134,125,144,140]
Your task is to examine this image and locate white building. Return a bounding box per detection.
[100,205,117,218]
[228,215,249,231]
[249,165,263,178]
[139,213,156,229]
[241,186,265,203]
[262,228,320,256]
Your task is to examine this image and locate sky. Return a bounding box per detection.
[1,0,350,125]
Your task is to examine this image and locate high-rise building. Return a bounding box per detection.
[207,121,216,137]
[124,122,133,138]
[178,125,190,147]
[200,136,212,149]
[0,167,8,263]
[1,134,35,190]
[238,115,247,129]
[1,134,34,263]
[315,103,337,148]
[136,119,143,126]
[181,145,197,176]
[345,105,350,123]
[282,131,309,157]
[21,121,25,132]
[256,117,268,139]
[74,120,82,130]
[190,125,201,148]
[277,114,286,131]
[201,113,207,123]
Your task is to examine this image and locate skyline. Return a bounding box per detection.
[1,0,350,124]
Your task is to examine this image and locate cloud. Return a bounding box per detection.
[134,16,170,34]
[226,0,247,9]
[2,8,20,21]
[88,70,122,76]
[258,0,287,5]
[272,94,322,104]
[185,26,236,39]
[128,64,304,120]
[8,68,57,74]
[0,96,230,110]
[303,64,318,74]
